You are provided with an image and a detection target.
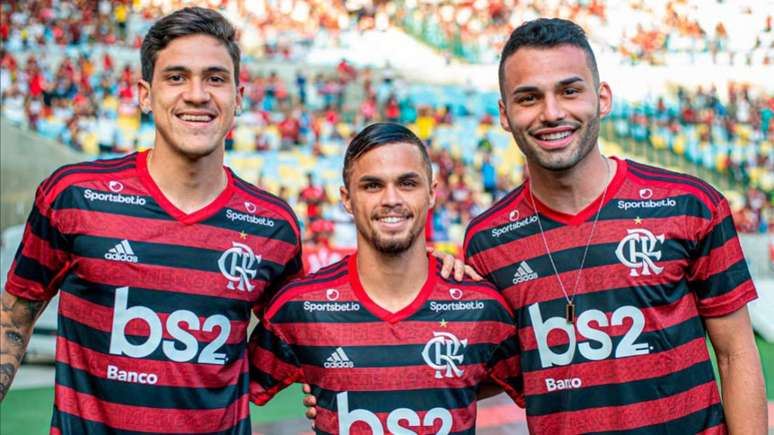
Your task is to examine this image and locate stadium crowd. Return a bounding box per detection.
[1,0,772,242]
[395,0,774,65]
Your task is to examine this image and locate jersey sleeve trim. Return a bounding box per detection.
[697,280,757,318]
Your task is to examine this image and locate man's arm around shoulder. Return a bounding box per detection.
[0,290,48,401]
[705,306,767,434]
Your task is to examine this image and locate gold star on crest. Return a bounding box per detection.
[634,217,642,225]
[439,319,448,328]
[239,231,248,239]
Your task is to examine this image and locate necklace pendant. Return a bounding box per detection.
[565,302,575,324]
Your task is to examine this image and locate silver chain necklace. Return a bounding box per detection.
[528,157,611,324]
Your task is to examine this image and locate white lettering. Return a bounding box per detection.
[84,188,147,205]
[106,364,158,384]
[225,209,275,227]
[429,301,484,312]
[491,215,538,238]
[616,198,676,210]
[336,392,452,435]
[545,377,582,392]
[109,287,230,365]
[529,303,650,368]
[303,301,361,312]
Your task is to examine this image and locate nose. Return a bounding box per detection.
[381,183,403,207]
[183,77,211,105]
[540,93,566,124]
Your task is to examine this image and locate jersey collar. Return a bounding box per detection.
[136,150,235,225]
[348,253,437,324]
[526,156,627,226]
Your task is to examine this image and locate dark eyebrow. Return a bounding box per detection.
[397,172,421,181]
[358,175,384,185]
[558,76,584,87]
[160,65,231,76]
[511,76,585,96]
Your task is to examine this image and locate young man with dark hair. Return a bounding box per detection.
[0,7,303,434]
[464,17,766,433]
[249,123,521,434]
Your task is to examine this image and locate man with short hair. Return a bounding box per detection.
[0,8,303,434]
[464,18,766,433]
[249,123,521,434]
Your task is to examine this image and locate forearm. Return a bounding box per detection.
[0,291,47,401]
[716,347,767,434]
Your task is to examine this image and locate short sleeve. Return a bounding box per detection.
[485,329,524,408]
[254,224,304,314]
[4,182,72,301]
[248,317,304,405]
[687,198,757,318]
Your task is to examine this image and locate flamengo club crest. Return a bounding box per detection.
[218,242,261,291]
[422,332,467,379]
[615,228,665,277]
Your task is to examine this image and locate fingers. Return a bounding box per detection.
[431,251,456,279]
[453,258,465,281]
[464,264,483,281]
[302,383,311,394]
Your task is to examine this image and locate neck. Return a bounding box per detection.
[528,151,614,215]
[356,237,429,313]
[146,145,227,214]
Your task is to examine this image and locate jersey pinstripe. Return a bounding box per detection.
[5,151,303,434]
[463,158,756,434]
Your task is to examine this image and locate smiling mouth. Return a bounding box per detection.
[176,113,216,123]
[378,216,406,224]
[535,130,573,141]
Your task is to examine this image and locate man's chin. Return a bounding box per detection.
[372,235,415,256]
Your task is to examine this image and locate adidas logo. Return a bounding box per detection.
[324,347,354,368]
[104,240,139,263]
[512,261,538,284]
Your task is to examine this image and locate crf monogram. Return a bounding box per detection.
[218,242,260,291]
[421,332,467,379]
[615,228,665,276]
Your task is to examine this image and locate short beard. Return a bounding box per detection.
[360,224,421,256]
[512,111,601,172]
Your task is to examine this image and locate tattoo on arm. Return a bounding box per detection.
[0,293,47,401]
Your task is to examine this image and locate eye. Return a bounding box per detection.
[563,87,580,96]
[167,74,184,83]
[363,182,381,191]
[209,75,226,84]
[400,179,418,188]
[517,95,536,105]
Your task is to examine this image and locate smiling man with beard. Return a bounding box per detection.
[463,18,766,434]
[248,123,522,434]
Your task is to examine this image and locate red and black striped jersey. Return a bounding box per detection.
[4,151,303,434]
[248,254,522,435]
[463,158,757,434]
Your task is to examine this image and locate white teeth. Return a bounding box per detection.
[380,217,403,223]
[539,131,572,141]
[179,114,212,122]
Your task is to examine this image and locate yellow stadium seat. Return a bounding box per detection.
[673,136,685,155]
[80,132,99,155]
[415,116,435,140]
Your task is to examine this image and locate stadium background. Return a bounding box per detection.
[0,0,772,433]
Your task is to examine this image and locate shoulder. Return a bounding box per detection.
[624,159,725,212]
[264,257,350,319]
[465,184,527,240]
[230,171,301,236]
[433,263,513,317]
[38,153,138,205]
